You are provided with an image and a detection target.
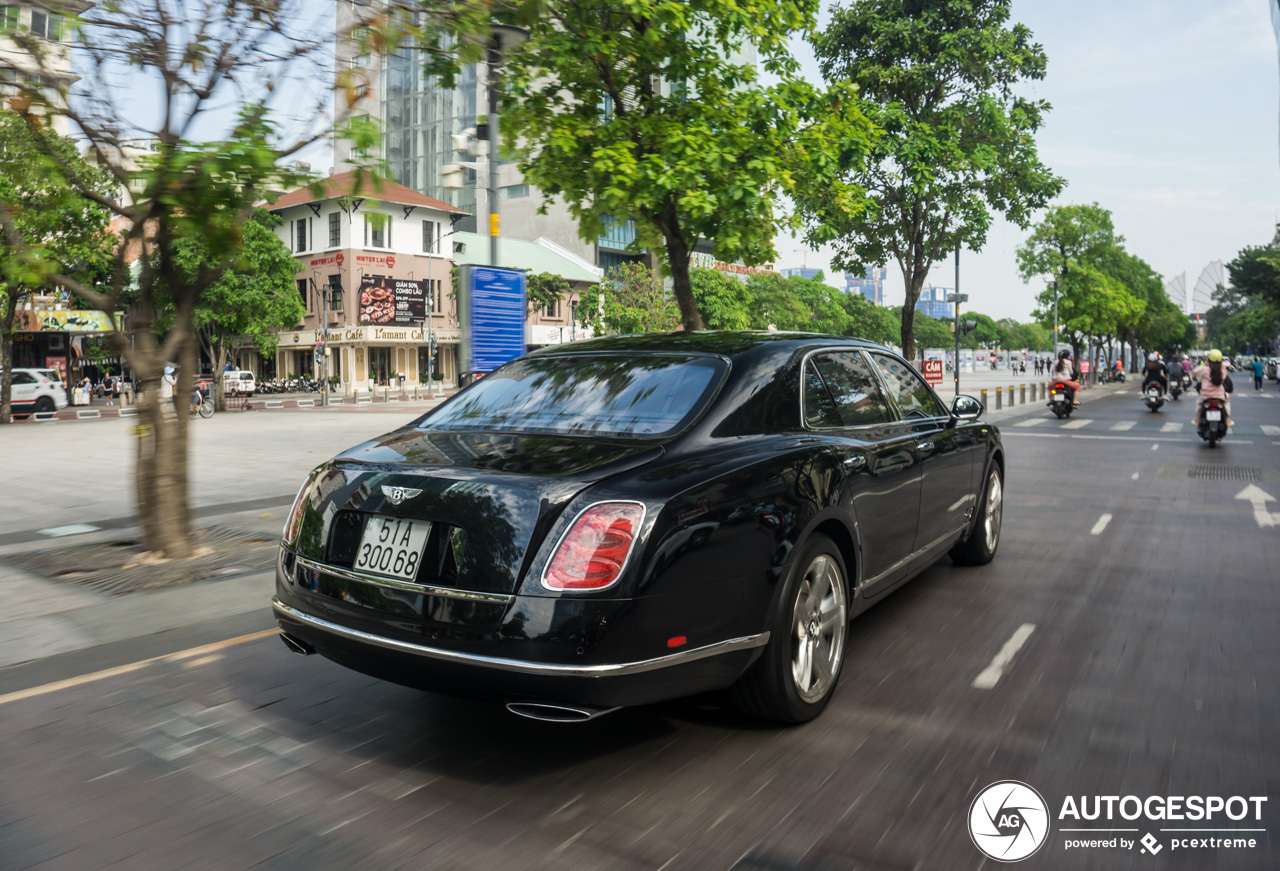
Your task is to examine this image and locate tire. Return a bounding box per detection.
[730,534,849,724]
[34,397,55,414]
[950,462,1003,567]
[198,399,214,419]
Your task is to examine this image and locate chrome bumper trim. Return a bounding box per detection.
[292,554,515,604]
[272,597,770,678]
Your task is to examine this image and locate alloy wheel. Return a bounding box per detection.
[790,553,847,703]
[984,470,1003,552]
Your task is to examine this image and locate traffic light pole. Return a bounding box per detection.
[954,248,960,398]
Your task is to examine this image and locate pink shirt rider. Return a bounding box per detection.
[1192,365,1227,400]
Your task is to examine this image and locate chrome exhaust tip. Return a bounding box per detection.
[279,633,316,656]
[505,700,621,723]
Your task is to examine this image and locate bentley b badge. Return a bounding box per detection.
[381,485,423,506]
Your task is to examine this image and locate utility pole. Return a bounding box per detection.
[954,248,960,397]
[487,38,500,268]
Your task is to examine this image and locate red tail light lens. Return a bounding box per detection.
[542,502,646,591]
[282,471,319,545]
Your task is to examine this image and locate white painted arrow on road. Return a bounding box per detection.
[1236,484,1280,528]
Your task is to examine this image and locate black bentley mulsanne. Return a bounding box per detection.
[273,332,1003,724]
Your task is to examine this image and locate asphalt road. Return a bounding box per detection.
[2,384,1279,870]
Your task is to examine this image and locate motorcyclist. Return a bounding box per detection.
[1167,356,1185,391]
[1141,352,1168,397]
[1050,350,1082,408]
[1192,349,1232,428]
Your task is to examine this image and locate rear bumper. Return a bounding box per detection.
[273,596,767,708]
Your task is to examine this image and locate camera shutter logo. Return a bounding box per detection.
[969,781,1050,862]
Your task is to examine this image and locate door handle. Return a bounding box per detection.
[842,455,867,471]
[916,441,935,454]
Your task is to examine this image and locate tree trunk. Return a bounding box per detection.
[0,291,16,424]
[664,232,704,332]
[899,267,929,360]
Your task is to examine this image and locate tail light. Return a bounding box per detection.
[282,470,320,545]
[542,502,646,591]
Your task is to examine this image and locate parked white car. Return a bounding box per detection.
[2,368,69,415]
[223,370,256,395]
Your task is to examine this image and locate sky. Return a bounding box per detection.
[778,0,1280,321]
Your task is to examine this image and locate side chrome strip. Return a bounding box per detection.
[860,526,968,588]
[272,597,770,678]
[293,554,515,604]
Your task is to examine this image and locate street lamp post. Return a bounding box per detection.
[312,276,342,408]
[482,24,528,268]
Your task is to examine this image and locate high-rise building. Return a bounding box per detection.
[845,267,887,305]
[0,3,86,136]
[779,266,822,281]
[914,286,954,320]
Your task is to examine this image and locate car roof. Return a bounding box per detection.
[525,330,890,359]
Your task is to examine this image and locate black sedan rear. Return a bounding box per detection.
[273,332,1004,723]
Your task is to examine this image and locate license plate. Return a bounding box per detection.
[354,515,431,581]
[1052,394,1065,402]
[1207,411,1222,421]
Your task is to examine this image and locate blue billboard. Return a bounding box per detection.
[460,265,527,373]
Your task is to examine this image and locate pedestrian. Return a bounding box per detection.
[1020,359,1027,377]
[1252,357,1264,391]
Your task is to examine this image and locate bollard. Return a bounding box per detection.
[995,388,1002,410]
[383,386,388,403]
[1020,383,1026,405]
[981,388,988,410]
[1008,385,1014,406]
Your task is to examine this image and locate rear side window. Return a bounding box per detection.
[869,353,946,419]
[12,372,35,385]
[809,351,894,427]
[422,354,725,438]
[803,361,841,428]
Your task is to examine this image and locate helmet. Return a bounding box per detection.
[1147,352,1157,362]
[1208,349,1223,362]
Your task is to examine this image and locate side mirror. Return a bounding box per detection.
[950,394,983,421]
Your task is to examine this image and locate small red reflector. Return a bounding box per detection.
[667,636,687,648]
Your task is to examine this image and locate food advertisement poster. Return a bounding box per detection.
[359,275,426,325]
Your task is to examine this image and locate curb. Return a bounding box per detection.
[6,392,459,424]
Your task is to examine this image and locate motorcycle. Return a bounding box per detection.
[1169,377,1182,401]
[1048,381,1075,419]
[1198,397,1227,447]
[1142,382,1165,413]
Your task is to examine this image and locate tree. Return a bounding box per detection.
[158,210,303,411]
[1207,242,1280,354]
[585,262,679,334]
[0,112,115,424]
[3,0,369,559]
[689,268,751,330]
[839,294,900,345]
[525,271,572,320]
[743,273,811,331]
[504,0,874,332]
[801,0,1063,359]
[787,274,854,335]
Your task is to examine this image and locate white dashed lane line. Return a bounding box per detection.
[1161,422,1183,433]
[972,624,1037,690]
[1062,418,1092,429]
[1110,421,1136,431]
[1152,443,1159,451]
[1262,425,1280,437]
[1091,513,1113,535]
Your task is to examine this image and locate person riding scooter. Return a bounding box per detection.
[1141,352,1168,398]
[1192,349,1233,429]
[1050,350,1082,408]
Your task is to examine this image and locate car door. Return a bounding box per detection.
[867,352,976,555]
[10,371,36,410]
[804,350,920,590]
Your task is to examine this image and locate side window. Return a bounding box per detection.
[869,353,946,419]
[13,372,35,385]
[803,360,841,428]
[811,351,894,427]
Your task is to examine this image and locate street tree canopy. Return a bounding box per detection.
[0,110,115,424]
[800,0,1062,359]
[1207,241,1280,354]
[504,0,874,332]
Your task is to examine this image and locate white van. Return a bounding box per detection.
[222,370,256,395]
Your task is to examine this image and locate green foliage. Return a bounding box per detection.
[504,0,874,330]
[1207,243,1280,353]
[157,209,303,363]
[800,0,1063,358]
[587,262,680,334]
[689,268,751,330]
[525,271,571,318]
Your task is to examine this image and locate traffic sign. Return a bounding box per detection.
[922,359,944,386]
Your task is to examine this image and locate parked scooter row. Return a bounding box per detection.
[256,377,324,394]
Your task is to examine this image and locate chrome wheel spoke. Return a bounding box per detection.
[789,550,848,704]
[806,558,831,613]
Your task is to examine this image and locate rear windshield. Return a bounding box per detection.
[421,354,726,437]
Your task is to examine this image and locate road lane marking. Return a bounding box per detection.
[1091,514,1113,535]
[1003,432,1255,444]
[1131,471,1140,480]
[1062,418,1092,429]
[972,623,1036,690]
[1014,418,1048,427]
[1236,485,1279,528]
[1110,421,1136,431]
[36,524,101,538]
[1151,443,1159,450]
[1262,425,1280,437]
[0,629,278,707]
[1161,422,1183,433]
